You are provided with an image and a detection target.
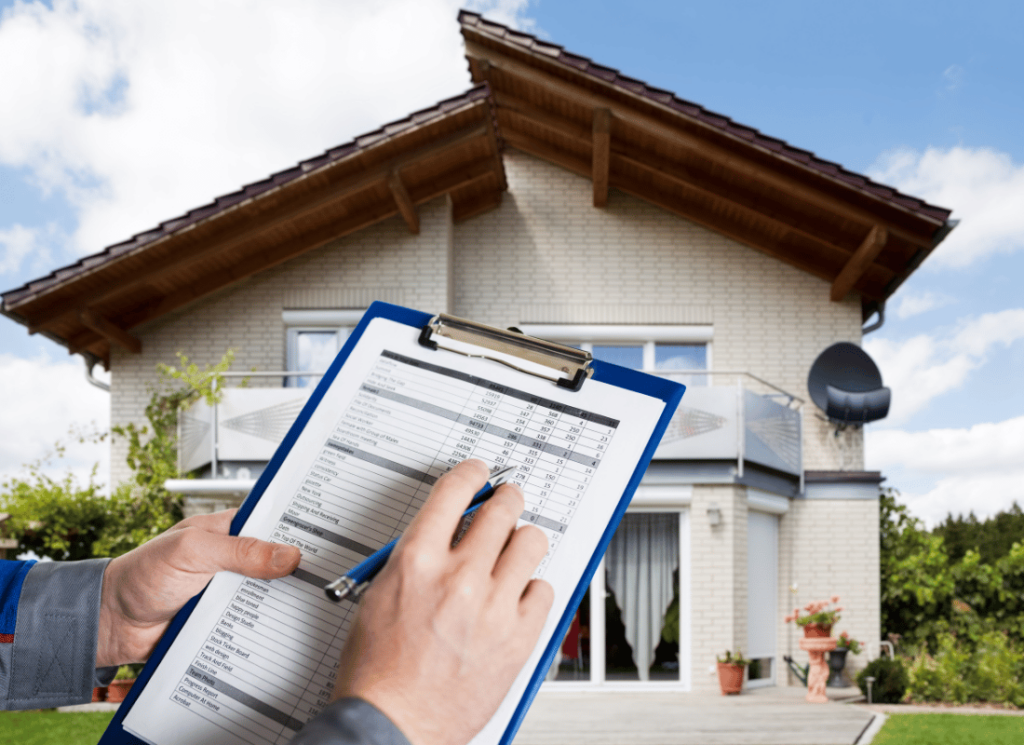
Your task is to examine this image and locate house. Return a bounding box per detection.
[1,12,952,695]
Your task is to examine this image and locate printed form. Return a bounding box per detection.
[124,317,665,745]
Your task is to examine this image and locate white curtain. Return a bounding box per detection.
[606,512,679,681]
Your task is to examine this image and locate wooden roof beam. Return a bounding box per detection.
[23,121,491,331]
[613,151,854,264]
[467,41,936,248]
[831,226,888,302]
[592,108,611,207]
[497,100,872,259]
[502,130,591,179]
[614,173,835,285]
[388,170,419,234]
[494,91,592,142]
[79,309,141,353]
[116,158,502,331]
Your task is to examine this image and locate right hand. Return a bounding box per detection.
[334,459,554,745]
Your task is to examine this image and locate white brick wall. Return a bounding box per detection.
[688,484,748,693]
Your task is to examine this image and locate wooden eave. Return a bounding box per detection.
[1,87,506,368]
[460,12,954,320]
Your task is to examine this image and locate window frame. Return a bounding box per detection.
[519,324,713,376]
[282,309,365,388]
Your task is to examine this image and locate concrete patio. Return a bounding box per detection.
[62,686,881,745]
[513,687,876,745]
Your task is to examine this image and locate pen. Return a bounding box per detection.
[324,464,517,602]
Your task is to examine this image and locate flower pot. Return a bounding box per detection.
[107,679,135,704]
[717,662,745,695]
[802,623,832,638]
[827,648,848,687]
[92,686,108,702]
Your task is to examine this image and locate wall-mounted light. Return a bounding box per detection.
[707,503,722,527]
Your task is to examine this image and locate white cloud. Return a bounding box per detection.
[868,146,1024,268]
[865,308,1024,423]
[0,0,537,259]
[0,352,110,489]
[893,290,953,320]
[867,417,1024,527]
[0,222,59,275]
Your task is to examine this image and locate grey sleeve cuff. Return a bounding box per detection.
[290,698,412,745]
[5,558,111,710]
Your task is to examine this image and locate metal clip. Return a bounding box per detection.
[418,314,593,391]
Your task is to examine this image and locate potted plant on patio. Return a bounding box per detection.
[106,664,139,704]
[828,631,861,687]
[716,649,751,695]
[785,596,842,638]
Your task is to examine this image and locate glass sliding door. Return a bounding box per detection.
[603,512,681,682]
[544,506,690,690]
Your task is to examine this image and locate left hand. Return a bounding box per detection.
[96,509,301,667]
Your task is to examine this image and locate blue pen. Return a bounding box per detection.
[324,464,517,602]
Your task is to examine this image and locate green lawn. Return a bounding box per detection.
[0,710,116,745]
[873,713,1024,745]
[3,709,1024,745]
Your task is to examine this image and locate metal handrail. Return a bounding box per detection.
[641,369,804,407]
[216,368,803,404]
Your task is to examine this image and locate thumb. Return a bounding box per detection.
[184,531,302,579]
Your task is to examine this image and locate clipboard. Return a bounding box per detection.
[101,301,685,745]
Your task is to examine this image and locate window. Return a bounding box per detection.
[283,310,364,387]
[519,325,712,386]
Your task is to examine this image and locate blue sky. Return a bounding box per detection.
[1,0,1022,526]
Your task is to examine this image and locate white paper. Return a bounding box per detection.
[124,316,666,745]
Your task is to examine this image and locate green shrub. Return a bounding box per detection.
[907,653,945,702]
[906,632,1024,706]
[971,631,1024,707]
[857,657,908,703]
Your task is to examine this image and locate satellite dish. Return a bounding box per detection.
[807,342,890,425]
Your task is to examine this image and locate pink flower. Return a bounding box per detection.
[831,595,841,603]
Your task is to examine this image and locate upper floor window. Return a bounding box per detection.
[283,310,364,387]
[519,325,712,385]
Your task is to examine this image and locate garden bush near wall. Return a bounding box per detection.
[882,492,1024,651]
[881,491,1024,706]
[906,632,1024,707]
[0,350,237,560]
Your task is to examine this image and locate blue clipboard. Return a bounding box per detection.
[100,301,685,745]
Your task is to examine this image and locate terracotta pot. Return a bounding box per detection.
[92,686,108,702]
[802,623,833,638]
[717,662,745,695]
[106,679,135,703]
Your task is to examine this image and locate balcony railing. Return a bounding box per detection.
[176,369,804,486]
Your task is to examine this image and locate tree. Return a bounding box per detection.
[879,489,953,649]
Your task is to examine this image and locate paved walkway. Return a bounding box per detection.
[513,687,875,745]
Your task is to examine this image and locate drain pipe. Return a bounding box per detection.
[84,358,110,392]
[862,300,886,335]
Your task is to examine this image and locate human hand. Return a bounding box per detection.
[96,509,301,667]
[334,459,554,745]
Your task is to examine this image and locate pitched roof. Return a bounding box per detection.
[2,12,954,367]
[460,11,948,223]
[2,85,505,365]
[459,10,953,317]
